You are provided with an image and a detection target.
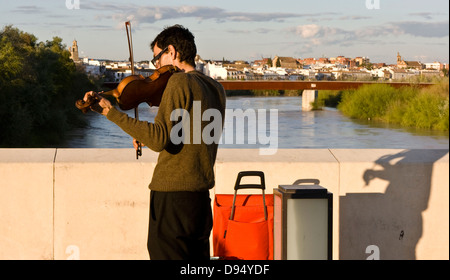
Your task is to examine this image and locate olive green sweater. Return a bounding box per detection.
[107,70,226,192]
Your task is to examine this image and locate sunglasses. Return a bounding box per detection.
[151,47,169,67]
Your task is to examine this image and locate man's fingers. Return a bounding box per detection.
[133,139,144,150]
[83,91,94,101]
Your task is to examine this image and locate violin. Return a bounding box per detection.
[75,64,180,112]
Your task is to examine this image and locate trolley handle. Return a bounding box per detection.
[230,171,267,221]
[293,179,320,185]
[234,171,266,190]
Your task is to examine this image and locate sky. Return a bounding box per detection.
[1,0,449,64]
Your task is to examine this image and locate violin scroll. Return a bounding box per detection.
[75,93,101,113]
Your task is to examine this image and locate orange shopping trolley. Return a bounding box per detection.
[213,171,274,260]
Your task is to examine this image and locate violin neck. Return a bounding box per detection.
[99,90,115,97]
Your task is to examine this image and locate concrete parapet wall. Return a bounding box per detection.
[0,148,448,260]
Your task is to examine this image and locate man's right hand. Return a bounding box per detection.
[133,138,145,151]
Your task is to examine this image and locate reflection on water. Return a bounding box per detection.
[62,96,449,149]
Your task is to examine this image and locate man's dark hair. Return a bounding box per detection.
[150,24,197,67]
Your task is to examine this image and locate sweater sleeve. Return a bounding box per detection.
[106,73,191,152]
[106,107,168,152]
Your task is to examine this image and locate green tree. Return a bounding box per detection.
[276,57,281,68]
[0,25,96,147]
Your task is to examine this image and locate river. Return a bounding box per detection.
[62,96,449,149]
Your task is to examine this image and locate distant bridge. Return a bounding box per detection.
[103,80,435,91]
[218,80,435,91]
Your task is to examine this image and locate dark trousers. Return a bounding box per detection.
[147,190,213,260]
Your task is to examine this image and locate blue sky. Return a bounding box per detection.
[1,0,449,64]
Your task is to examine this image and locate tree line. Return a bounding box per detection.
[0,25,98,147]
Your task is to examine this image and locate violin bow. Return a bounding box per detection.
[125,21,142,159]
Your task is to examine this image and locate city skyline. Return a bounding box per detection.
[1,0,449,64]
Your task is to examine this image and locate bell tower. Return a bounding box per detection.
[69,40,80,62]
[397,52,402,64]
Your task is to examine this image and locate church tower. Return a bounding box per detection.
[397,52,402,64]
[69,40,80,62]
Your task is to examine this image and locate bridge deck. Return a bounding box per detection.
[219,80,434,91]
[103,80,434,91]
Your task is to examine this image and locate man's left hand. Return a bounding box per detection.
[83,91,112,116]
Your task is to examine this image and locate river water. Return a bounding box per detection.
[63,96,449,149]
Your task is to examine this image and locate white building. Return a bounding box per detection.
[420,69,441,78]
[88,59,101,66]
[371,67,393,80]
[298,69,317,80]
[389,69,417,80]
[84,64,101,77]
[226,68,246,80]
[424,62,442,70]
[111,69,132,82]
[204,62,227,80]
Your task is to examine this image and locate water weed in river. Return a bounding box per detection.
[338,80,449,131]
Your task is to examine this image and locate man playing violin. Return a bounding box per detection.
[83,25,226,260]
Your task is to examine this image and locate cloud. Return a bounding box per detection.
[408,12,446,20]
[11,5,44,14]
[289,20,448,46]
[289,24,345,39]
[338,16,372,21]
[391,21,449,38]
[83,3,336,26]
[287,20,448,56]
[224,28,274,35]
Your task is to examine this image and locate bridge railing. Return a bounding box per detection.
[0,148,448,260]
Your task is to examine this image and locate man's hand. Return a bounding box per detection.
[83,91,112,116]
[133,138,145,151]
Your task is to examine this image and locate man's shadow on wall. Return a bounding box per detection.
[339,149,448,260]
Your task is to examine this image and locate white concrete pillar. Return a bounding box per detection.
[302,90,318,111]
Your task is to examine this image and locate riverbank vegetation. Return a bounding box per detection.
[316,78,449,131]
[0,26,99,147]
